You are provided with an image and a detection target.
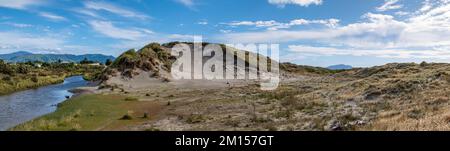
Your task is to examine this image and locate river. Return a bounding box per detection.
[0,76,89,131]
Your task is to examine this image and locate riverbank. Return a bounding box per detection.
[0,63,104,96]
[0,74,67,96]
[9,94,162,131]
[0,76,92,131]
[0,73,96,96]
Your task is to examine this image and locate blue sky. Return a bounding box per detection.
[1,0,450,67]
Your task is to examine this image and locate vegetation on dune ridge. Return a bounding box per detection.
[109,43,174,78]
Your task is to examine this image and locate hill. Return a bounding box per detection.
[0,51,115,64]
[327,64,353,70]
[281,62,342,75]
[99,42,282,89]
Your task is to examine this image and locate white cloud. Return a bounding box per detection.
[76,9,102,18]
[377,0,403,12]
[395,11,409,16]
[287,45,450,59]
[39,12,67,21]
[176,0,195,8]
[0,0,44,10]
[11,23,32,28]
[220,13,403,43]
[84,1,149,20]
[218,1,450,59]
[0,31,65,51]
[224,18,339,30]
[220,13,407,43]
[226,20,278,27]
[220,29,232,33]
[109,33,199,53]
[268,0,322,7]
[198,21,208,25]
[88,20,149,40]
[137,28,155,34]
[1,22,33,28]
[166,34,198,41]
[418,0,434,12]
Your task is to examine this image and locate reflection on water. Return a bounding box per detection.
[0,76,88,131]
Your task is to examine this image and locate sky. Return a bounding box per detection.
[0,0,450,67]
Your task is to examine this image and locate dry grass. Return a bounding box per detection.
[362,108,450,131]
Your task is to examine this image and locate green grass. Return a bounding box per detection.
[10,94,130,131]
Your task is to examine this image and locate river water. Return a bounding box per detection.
[0,76,88,131]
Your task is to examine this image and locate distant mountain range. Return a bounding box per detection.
[0,51,115,63]
[327,64,353,70]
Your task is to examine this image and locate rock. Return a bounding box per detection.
[364,91,382,100]
[325,120,343,131]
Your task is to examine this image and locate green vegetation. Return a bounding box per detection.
[111,49,140,70]
[280,62,345,75]
[10,95,129,131]
[105,59,113,66]
[112,43,174,71]
[10,94,161,131]
[79,57,98,64]
[0,51,115,63]
[0,60,104,95]
[124,97,139,101]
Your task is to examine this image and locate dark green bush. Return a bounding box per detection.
[31,76,39,83]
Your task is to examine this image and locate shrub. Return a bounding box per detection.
[186,114,205,124]
[420,61,427,67]
[120,114,133,120]
[2,76,12,81]
[80,58,96,64]
[120,111,134,120]
[17,65,30,74]
[105,59,113,66]
[124,97,139,101]
[143,112,149,118]
[31,76,39,83]
[0,63,14,75]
